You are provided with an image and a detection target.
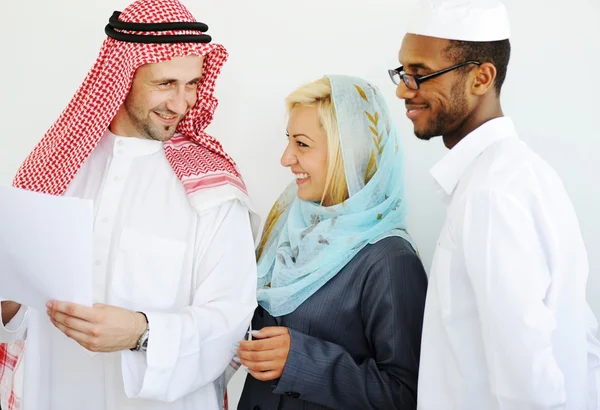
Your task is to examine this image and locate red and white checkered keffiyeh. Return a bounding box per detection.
[1,0,253,408]
[0,341,22,410]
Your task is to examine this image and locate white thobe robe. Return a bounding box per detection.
[417,117,600,410]
[0,129,258,410]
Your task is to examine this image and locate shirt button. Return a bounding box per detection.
[101,217,109,223]
[94,260,101,266]
[113,176,120,182]
[117,140,124,146]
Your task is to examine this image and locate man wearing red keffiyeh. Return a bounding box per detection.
[0,1,258,409]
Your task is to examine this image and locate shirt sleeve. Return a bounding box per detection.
[273,247,427,410]
[585,303,600,409]
[0,299,28,342]
[462,189,566,408]
[120,199,258,402]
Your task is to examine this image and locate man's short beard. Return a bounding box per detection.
[125,99,179,142]
[415,76,469,141]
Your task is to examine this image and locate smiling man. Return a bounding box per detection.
[0,1,258,409]
[390,0,600,409]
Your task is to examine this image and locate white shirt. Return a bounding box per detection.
[417,117,600,410]
[0,130,258,410]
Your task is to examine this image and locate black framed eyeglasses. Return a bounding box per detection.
[388,60,481,90]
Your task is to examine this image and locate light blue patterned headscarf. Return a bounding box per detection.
[256,74,415,317]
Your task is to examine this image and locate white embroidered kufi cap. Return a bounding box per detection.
[405,0,510,42]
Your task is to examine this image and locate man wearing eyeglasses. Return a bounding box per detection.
[390,1,600,409]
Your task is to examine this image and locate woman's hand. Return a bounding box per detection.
[236,326,291,381]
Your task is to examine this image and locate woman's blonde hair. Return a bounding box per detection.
[285,77,348,206]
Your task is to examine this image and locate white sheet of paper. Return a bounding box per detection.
[0,185,93,311]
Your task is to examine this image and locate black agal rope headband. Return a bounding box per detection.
[104,11,212,44]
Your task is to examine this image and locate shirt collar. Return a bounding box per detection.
[430,116,518,197]
[98,129,164,157]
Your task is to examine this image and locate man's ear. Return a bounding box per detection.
[471,62,497,96]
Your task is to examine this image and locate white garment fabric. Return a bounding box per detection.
[0,129,258,410]
[418,117,600,410]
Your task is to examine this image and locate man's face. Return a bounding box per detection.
[116,55,204,142]
[396,34,472,141]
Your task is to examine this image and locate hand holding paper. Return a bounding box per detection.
[46,301,147,352]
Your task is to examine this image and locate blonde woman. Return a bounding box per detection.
[235,75,427,410]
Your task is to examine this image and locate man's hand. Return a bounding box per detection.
[1,301,22,326]
[46,301,147,352]
[236,326,291,381]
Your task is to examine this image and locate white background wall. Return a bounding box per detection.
[1,0,599,407]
